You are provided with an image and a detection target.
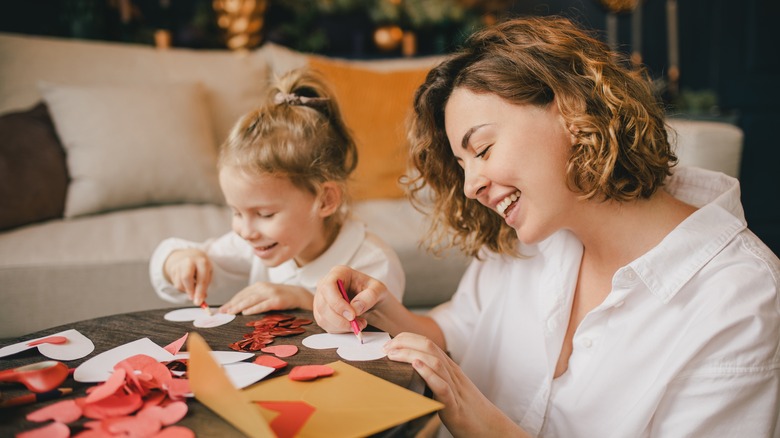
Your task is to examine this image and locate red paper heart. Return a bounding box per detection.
[288,365,334,381]
[16,421,70,438]
[138,401,188,426]
[260,345,298,358]
[81,391,143,420]
[103,414,163,437]
[85,368,127,403]
[253,355,288,370]
[26,399,83,423]
[153,425,196,438]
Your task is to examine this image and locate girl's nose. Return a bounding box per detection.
[237,218,259,241]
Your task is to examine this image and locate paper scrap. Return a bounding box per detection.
[0,329,94,361]
[302,332,390,361]
[163,308,235,328]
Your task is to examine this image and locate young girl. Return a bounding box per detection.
[149,68,404,315]
[314,16,780,437]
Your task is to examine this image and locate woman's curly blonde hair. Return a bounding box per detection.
[405,16,675,258]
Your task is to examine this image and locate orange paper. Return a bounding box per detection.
[187,333,274,437]
[243,361,443,437]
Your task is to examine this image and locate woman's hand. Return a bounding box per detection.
[164,248,212,306]
[313,265,392,334]
[384,332,530,438]
[219,283,313,315]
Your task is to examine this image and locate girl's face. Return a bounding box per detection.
[219,167,334,267]
[444,88,579,245]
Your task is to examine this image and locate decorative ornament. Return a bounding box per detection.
[373,25,404,52]
[213,0,268,51]
[596,0,640,13]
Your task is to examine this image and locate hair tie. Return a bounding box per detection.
[274,92,329,108]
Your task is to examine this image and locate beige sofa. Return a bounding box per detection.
[0,33,471,338]
[0,33,744,339]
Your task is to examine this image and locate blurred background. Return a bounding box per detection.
[1,0,778,255]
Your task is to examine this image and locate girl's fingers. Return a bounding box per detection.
[192,259,211,306]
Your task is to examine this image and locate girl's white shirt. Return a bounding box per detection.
[149,219,405,304]
[430,166,780,437]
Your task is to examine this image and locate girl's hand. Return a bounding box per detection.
[313,265,391,333]
[219,283,313,315]
[164,249,212,306]
[384,332,529,438]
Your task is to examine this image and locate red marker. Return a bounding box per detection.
[199,301,212,316]
[0,387,73,408]
[337,279,363,344]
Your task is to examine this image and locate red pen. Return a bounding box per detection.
[199,301,212,316]
[337,279,363,344]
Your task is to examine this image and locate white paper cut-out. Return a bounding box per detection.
[74,338,174,383]
[223,362,275,389]
[0,329,95,361]
[163,307,235,328]
[301,332,391,361]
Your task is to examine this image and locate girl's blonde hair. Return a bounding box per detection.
[219,68,357,228]
[406,16,675,257]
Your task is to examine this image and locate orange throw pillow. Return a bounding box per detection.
[308,56,431,200]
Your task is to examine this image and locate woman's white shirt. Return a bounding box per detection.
[149,219,405,304]
[429,167,780,437]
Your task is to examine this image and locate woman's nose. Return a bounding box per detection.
[463,165,488,199]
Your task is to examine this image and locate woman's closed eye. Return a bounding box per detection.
[475,145,492,159]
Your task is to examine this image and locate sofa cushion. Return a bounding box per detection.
[0,102,68,230]
[308,56,432,200]
[39,81,224,218]
[0,33,269,142]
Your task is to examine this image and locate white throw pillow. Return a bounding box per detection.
[39,81,224,218]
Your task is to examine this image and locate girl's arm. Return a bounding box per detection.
[149,232,252,304]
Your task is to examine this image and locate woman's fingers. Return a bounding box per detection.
[384,332,458,405]
[315,266,379,331]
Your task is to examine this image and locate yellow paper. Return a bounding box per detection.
[187,332,275,437]
[243,361,444,437]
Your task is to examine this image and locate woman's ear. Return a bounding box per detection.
[317,182,342,218]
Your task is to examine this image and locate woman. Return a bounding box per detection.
[314,16,780,437]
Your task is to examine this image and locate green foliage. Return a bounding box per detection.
[271,0,484,55]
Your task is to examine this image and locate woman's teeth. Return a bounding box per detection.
[497,191,520,217]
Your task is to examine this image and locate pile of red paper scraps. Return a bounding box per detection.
[229,314,312,352]
[19,354,192,438]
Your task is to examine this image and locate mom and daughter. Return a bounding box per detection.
[151,15,780,437]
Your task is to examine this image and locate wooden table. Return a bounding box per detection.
[0,308,430,436]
